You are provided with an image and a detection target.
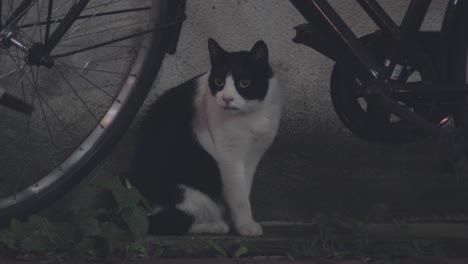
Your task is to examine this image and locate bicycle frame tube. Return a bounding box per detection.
[289,0,382,82]
[44,0,90,53]
[356,0,399,37]
[290,0,434,82]
[380,0,431,80]
[440,0,467,81]
[5,0,34,26]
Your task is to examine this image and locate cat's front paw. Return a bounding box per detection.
[236,221,263,236]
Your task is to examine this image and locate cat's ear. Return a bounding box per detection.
[250,40,268,63]
[208,38,227,64]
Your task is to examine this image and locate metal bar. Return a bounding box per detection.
[356,0,399,37]
[5,0,33,26]
[393,83,468,96]
[400,0,432,36]
[44,0,90,53]
[44,0,54,43]
[440,0,466,81]
[0,1,3,28]
[289,0,381,81]
[373,88,440,137]
[381,0,431,80]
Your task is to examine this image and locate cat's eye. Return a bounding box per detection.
[214,78,225,86]
[239,80,251,88]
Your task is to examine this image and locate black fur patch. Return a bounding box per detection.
[148,208,194,235]
[208,39,273,101]
[129,76,223,234]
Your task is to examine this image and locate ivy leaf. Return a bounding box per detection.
[71,237,96,261]
[121,207,149,238]
[232,246,248,259]
[209,242,228,258]
[99,222,127,254]
[9,218,24,240]
[127,241,147,259]
[0,230,16,249]
[77,217,101,238]
[96,177,143,210]
[21,235,48,254]
[112,187,142,210]
[27,215,57,242]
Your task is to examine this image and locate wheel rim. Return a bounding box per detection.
[0,0,155,210]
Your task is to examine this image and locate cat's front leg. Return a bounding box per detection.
[219,163,263,236]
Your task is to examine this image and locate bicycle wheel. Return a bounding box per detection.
[0,0,183,222]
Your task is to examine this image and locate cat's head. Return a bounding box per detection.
[207,38,273,113]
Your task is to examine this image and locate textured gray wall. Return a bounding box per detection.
[70,1,457,222]
[154,0,445,148]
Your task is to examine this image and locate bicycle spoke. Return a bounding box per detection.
[55,64,133,76]
[56,59,115,99]
[31,68,78,144]
[54,65,102,128]
[0,68,19,79]
[33,0,47,43]
[64,0,116,40]
[19,6,150,29]
[4,50,30,96]
[4,0,39,29]
[57,44,140,48]
[61,19,151,43]
[44,0,54,43]
[82,0,132,13]
[50,15,186,59]
[30,66,58,150]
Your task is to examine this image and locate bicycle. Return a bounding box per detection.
[0,0,467,223]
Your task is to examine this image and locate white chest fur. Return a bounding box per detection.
[193,73,281,161]
[191,72,281,236]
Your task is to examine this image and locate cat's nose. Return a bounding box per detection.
[223,97,234,104]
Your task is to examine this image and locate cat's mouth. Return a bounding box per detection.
[223,106,239,111]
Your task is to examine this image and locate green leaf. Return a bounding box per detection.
[121,207,149,237]
[0,230,16,249]
[99,222,127,253]
[21,235,48,253]
[71,237,96,261]
[9,218,24,239]
[153,247,165,258]
[209,242,228,258]
[96,177,143,210]
[27,215,57,242]
[78,217,101,237]
[113,187,142,209]
[127,241,147,259]
[232,245,248,259]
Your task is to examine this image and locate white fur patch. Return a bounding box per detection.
[176,184,224,224]
[192,72,282,236]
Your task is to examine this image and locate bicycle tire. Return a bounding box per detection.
[0,0,184,223]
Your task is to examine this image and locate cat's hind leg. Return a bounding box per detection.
[177,185,230,235]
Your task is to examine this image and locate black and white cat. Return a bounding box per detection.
[129,39,281,236]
